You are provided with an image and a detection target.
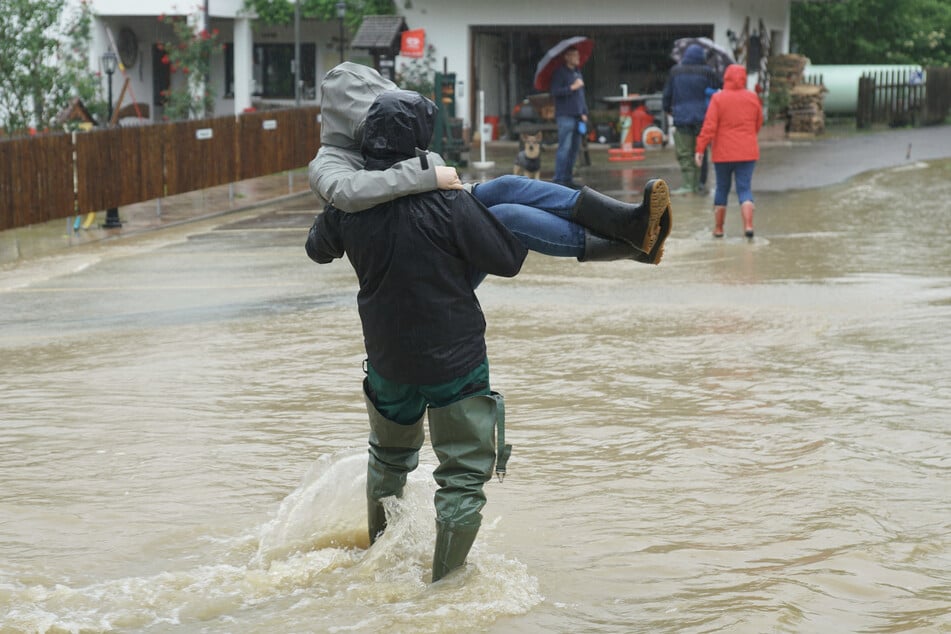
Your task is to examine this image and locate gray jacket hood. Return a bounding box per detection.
[319,62,397,150]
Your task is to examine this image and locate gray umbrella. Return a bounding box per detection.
[671,37,736,78]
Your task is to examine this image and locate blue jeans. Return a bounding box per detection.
[472,175,585,258]
[713,161,756,206]
[553,115,581,184]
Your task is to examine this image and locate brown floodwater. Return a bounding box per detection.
[1,159,949,633]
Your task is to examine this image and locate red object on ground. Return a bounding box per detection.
[484,115,500,140]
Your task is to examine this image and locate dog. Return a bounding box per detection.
[513,132,543,179]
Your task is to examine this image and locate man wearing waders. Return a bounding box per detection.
[306,89,527,582]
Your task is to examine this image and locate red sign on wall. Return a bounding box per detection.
[401,29,425,58]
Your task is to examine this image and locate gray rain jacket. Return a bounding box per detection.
[308,62,445,212]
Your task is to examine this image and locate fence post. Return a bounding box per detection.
[857,76,873,129]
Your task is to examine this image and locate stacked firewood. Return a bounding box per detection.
[767,54,809,99]
[766,54,825,136]
[787,84,827,135]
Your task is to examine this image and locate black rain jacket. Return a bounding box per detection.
[306,90,527,384]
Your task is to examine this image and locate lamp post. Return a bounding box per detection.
[100,50,122,228]
[294,0,301,106]
[336,2,346,64]
[101,51,118,123]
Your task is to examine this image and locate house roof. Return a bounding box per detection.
[350,15,407,51]
[55,97,98,126]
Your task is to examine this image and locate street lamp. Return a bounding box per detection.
[294,0,301,106]
[336,2,346,64]
[100,50,122,228]
[101,50,118,123]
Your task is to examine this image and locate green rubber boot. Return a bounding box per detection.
[427,392,511,582]
[364,382,425,545]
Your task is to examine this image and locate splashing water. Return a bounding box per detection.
[0,450,541,633]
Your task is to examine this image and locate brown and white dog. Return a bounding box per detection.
[513,132,543,179]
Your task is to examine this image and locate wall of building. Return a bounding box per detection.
[79,0,791,123]
[87,4,342,120]
[395,0,791,124]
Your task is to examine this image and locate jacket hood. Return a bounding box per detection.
[362,90,437,170]
[319,62,397,149]
[682,44,707,65]
[724,64,747,89]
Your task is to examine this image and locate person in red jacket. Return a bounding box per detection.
[694,64,764,239]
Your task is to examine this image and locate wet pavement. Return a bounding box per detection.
[2,123,949,266]
[2,123,950,632]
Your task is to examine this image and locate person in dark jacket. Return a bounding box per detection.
[306,89,527,582]
[662,44,721,194]
[550,46,589,188]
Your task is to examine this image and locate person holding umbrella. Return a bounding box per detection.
[662,43,722,195]
[549,45,589,189]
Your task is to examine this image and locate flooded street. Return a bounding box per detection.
[1,157,950,633]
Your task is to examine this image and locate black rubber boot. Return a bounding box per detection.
[364,381,425,545]
[571,179,672,263]
[633,202,672,265]
[578,230,642,262]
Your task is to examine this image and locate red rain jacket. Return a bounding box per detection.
[696,64,764,163]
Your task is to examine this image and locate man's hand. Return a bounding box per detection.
[436,165,463,190]
[571,78,585,91]
[694,152,704,167]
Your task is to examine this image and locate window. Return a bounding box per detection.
[224,43,316,99]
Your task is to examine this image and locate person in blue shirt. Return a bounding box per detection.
[550,47,589,188]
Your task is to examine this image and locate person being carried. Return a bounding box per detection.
[309,62,671,265]
[694,64,763,239]
[306,89,527,582]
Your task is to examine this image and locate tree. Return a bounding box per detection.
[0,0,104,135]
[396,44,437,98]
[241,0,395,27]
[158,13,222,121]
[791,0,951,66]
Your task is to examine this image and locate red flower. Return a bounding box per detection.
[161,54,170,64]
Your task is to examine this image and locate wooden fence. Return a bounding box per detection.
[923,67,951,126]
[856,67,951,129]
[0,106,321,232]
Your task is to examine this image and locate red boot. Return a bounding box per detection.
[713,206,726,238]
[741,201,754,239]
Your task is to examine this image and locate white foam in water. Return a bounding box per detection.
[254,450,372,564]
[2,449,541,631]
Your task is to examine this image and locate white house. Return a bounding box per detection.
[82,0,801,126]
